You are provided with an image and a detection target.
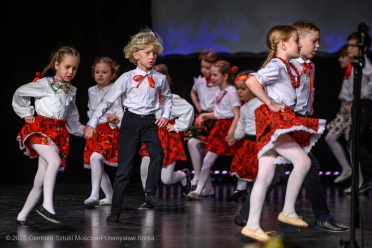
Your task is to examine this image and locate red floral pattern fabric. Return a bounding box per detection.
[230,139,258,181]
[206,119,243,156]
[139,119,187,167]
[17,115,69,170]
[84,122,119,167]
[185,113,216,142]
[326,101,351,141]
[254,104,324,159]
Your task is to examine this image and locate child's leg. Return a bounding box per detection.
[236,178,248,191]
[89,152,104,200]
[187,138,206,185]
[31,144,61,214]
[161,162,187,185]
[17,157,47,221]
[325,132,351,181]
[247,151,277,233]
[100,170,113,200]
[273,134,311,218]
[140,156,150,190]
[194,152,218,195]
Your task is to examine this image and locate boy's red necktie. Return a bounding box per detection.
[133,74,155,88]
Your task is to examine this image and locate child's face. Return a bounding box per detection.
[347,39,359,58]
[210,66,226,86]
[299,30,320,60]
[54,54,80,83]
[133,47,157,72]
[200,59,212,78]
[338,55,351,69]
[235,79,253,101]
[94,62,114,88]
[284,31,301,60]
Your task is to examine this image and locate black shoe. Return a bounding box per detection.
[359,180,372,193]
[36,205,60,224]
[315,219,350,232]
[234,214,247,227]
[16,220,28,227]
[227,189,247,201]
[145,195,163,207]
[106,213,120,222]
[182,169,192,195]
[138,202,154,210]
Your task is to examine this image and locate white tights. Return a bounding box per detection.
[88,152,113,200]
[247,134,311,233]
[187,138,206,184]
[140,157,187,189]
[194,152,218,194]
[17,144,61,221]
[325,132,351,172]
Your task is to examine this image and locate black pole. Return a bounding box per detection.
[341,22,369,248]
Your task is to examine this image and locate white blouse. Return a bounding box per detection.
[155,94,194,133]
[12,77,84,136]
[234,97,264,139]
[88,67,172,128]
[192,76,219,112]
[87,84,124,129]
[214,85,241,119]
[250,58,298,109]
[291,57,315,116]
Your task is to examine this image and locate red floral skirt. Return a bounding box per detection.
[230,138,258,181]
[84,122,119,168]
[139,119,187,167]
[16,115,69,170]
[206,119,243,156]
[255,104,326,163]
[184,113,216,142]
[326,101,351,141]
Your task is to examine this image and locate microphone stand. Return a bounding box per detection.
[341,22,369,248]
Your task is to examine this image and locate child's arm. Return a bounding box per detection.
[195,112,216,126]
[190,89,202,113]
[167,95,195,132]
[246,76,284,112]
[66,95,85,137]
[226,106,240,145]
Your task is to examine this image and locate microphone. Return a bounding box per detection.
[357,22,369,34]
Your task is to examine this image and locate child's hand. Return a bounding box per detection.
[167,123,175,132]
[24,116,35,124]
[155,117,168,128]
[347,102,352,113]
[226,133,236,146]
[196,106,202,113]
[106,114,119,124]
[83,125,95,139]
[267,101,285,112]
[195,114,206,126]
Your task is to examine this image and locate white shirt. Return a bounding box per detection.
[192,76,219,112]
[88,67,172,128]
[12,77,84,136]
[250,58,298,109]
[214,85,241,119]
[87,84,124,129]
[291,57,315,116]
[339,55,372,102]
[234,97,264,139]
[155,94,194,133]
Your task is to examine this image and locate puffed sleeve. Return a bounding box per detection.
[172,94,194,133]
[250,60,282,86]
[160,78,172,119]
[66,95,85,137]
[12,79,49,118]
[234,104,246,140]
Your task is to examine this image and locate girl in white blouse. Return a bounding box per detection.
[13,46,84,226]
[243,25,326,242]
[83,57,124,207]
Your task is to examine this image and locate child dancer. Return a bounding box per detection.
[139,64,194,208]
[228,70,263,202]
[325,45,352,183]
[242,25,326,242]
[186,50,220,188]
[13,46,84,226]
[186,60,243,200]
[83,57,124,207]
[83,28,172,222]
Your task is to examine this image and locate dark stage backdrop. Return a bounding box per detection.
[3,1,372,184]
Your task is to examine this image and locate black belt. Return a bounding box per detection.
[123,107,155,118]
[245,134,256,141]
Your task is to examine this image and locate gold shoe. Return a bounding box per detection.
[186,191,202,200]
[241,226,275,242]
[278,212,308,227]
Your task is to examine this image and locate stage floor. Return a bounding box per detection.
[0,182,371,248]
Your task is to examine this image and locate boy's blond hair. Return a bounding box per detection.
[123,28,164,64]
[292,20,320,37]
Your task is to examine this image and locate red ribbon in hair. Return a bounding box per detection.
[32,72,41,82]
[235,75,248,83]
[231,65,239,74]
